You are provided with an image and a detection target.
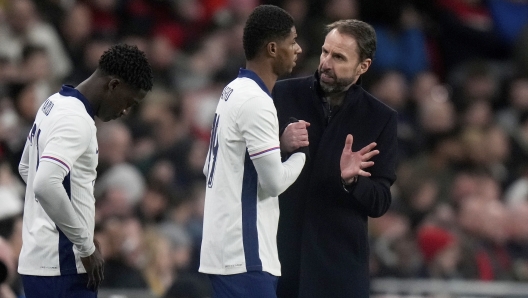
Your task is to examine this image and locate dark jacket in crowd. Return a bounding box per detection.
[272,73,398,298]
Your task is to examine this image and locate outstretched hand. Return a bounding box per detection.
[280,120,310,153]
[81,240,104,291]
[340,134,379,184]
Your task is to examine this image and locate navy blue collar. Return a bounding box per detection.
[237,68,271,97]
[59,85,95,119]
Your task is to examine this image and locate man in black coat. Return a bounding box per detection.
[273,19,398,298]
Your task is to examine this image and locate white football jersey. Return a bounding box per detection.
[199,69,284,276]
[18,85,98,276]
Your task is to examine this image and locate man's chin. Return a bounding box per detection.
[320,82,336,93]
[320,80,352,95]
[279,69,294,78]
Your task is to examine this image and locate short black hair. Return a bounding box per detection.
[326,19,377,61]
[98,43,153,91]
[243,5,294,60]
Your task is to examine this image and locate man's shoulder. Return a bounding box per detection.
[228,77,270,99]
[273,76,314,100]
[40,97,94,132]
[48,93,94,119]
[359,88,397,116]
[218,79,274,122]
[275,75,313,88]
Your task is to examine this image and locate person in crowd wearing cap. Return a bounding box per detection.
[417,225,462,279]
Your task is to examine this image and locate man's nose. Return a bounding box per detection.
[296,44,302,54]
[320,57,331,70]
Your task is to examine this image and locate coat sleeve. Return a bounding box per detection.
[347,110,397,218]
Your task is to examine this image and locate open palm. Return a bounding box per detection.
[340,134,379,184]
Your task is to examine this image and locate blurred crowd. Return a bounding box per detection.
[0,0,527,297]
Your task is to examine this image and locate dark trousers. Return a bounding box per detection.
[21,274,97,298]
[209,271,278,298]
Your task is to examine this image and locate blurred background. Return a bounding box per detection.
[0,0,528,297]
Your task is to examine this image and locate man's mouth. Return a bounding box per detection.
[320,72,334,83]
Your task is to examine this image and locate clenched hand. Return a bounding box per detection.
[280,120,310,153]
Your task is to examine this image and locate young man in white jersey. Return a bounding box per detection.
[17,44,153,297]
[199,5,309,298]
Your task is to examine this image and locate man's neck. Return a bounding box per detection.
[76,72,102,116]
[246,60,277,94]
[326,92,346,108]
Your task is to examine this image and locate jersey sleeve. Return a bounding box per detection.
[252,151,306,197]
[40,115,93,172]
[33,161,95,257]
[237,96,280,159]
[18,140,30,184]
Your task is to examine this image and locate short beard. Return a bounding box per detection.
[318,70,355,95]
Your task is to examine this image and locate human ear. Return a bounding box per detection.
[358,59,372,75]
[108,78,120,91]
[267,42,277,57]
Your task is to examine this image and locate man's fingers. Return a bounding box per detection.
[294,130,308,137]
[363,150,379,161]
[91,269,97,290]
[359,170,372,177]
[297,135,309,141]
[89,265,100,290]
[94,266,102,289]
[299,120,310,127]
[92,268,97,289]
[86,264,103,290]
[359,142,377,154]
[343,134,353,152]
[361,161,375,169]
[87,268,94,289]
[292,122,309,130]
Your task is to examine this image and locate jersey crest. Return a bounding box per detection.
[220,87,233,101]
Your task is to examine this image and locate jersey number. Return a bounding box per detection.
[207,114,220,188]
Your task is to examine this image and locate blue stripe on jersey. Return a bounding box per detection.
[238,68,271,96]
[35,128,41,170]
[57,173,77,275]
[241,150,262,271]
[59,85,95,119]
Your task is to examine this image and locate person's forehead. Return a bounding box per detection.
[278,27,297,43]
[323,29,358,56]
[119,81,145,95]
[324,29,358,52]
[282,26,296,38]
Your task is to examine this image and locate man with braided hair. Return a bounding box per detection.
[17,44,153,297]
